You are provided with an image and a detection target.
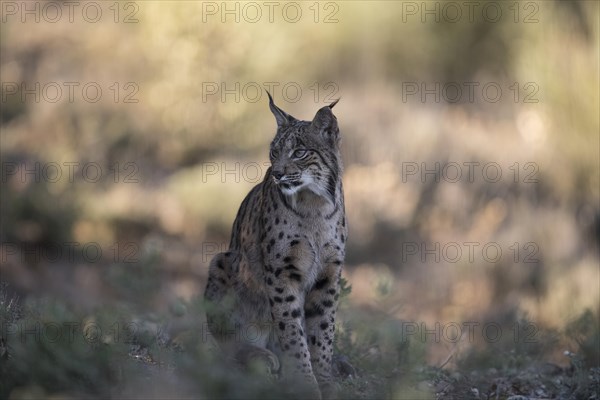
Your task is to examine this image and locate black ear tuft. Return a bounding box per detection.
[328,98,340,109]
[311,104,339,144]
[266,90,296,128]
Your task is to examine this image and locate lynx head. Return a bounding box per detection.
[266,91,342,204]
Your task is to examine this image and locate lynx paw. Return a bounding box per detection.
[234,344,280,376]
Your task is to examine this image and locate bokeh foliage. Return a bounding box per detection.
[1,1,598,398]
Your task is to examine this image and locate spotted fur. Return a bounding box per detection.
[204,92,346,399]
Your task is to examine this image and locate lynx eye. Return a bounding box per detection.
[292,149,308,159]
[269,149,278,159]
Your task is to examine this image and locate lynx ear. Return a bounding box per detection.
[311,101,339,143]
[266,90,296,127]
[328,98,340,109]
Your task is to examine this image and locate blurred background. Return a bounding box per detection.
[1,1,598,398]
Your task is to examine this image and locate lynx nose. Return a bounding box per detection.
[272,170,284,181]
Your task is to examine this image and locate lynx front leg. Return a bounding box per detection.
[304,261,342,398]
[264,262,321,398]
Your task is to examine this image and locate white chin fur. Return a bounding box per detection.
[280,184,302,196]
[301,174,327,199]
